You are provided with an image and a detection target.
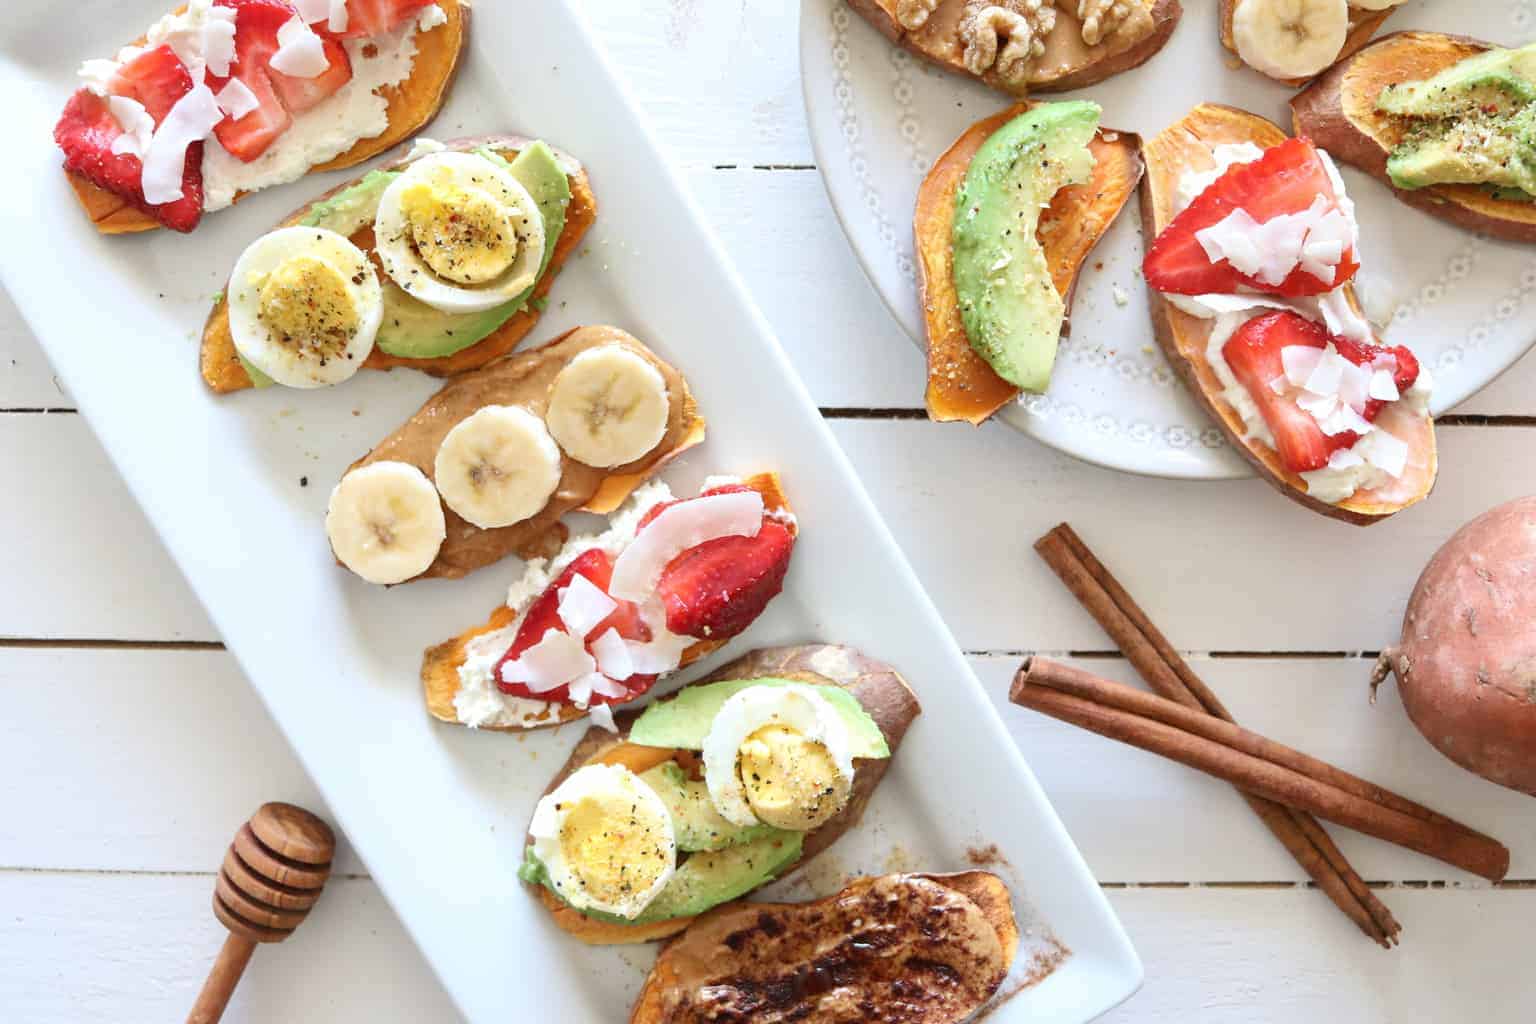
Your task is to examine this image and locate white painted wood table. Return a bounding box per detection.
[4,2,1534,1020]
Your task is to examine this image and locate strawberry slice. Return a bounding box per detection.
[493,550,657,705]
[110,44,196,122]
[329,0,436,38]
[55,91,205,233]
[638,485,796,642]
[210,0,296,161]
[267,34,352,113]
[1333,335,1420,423]
[1145,138,1361,298]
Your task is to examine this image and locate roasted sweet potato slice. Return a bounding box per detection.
[628,871,1016,1024]
[199,134,596,393]
[1218,0,1390,86]
[848,0,1181,96]
[1139,103,1436,525]
[1293,32,1536,242]
[66,0,468,235]
[917,105,1142,423]
[524,645,922,946]
[420,473,791,732]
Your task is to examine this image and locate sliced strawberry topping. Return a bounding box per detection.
[54,46,204,233]
[493,550,658,705]
[266,34,352,113]
[1333,335,1420,423]
[329,0,436,38]
[638,484,797,642]
[1145,138,1360,298]
[209,0,296,161]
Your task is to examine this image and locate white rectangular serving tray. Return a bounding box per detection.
[0,1,1139,1019]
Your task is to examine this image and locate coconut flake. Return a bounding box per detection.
[107,97,156,158]
[1268,375,1288,396]
[588,703,617,733]
[1318,402,1375,438]
[1281,345,1324,387]
[1337,360,1372,412]
[79,58,122,96]
[499,630,594,694]
[269,18,330,78]
[1369,369,1400,402]
[1358,429,1409,478]
[328,0,350,32]
[214,78,259,120]
[293,0,330,22]
[591,628,636,681]
[1296,391,1338,419]
[609,491,764,601]
[1302,347,1348,398]
[141,83,222,204]
[557,573,618,639]
[623,600,694,672]
[1327,447,1365,470]
[200,8,236,78]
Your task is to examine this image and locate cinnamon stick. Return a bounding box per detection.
[1034,523,1403,946]
[1012,657,1510,882]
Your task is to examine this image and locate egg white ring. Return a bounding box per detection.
[373,151,546,315]
[528,763,677,919]
[700,684,855,829]
[227,225,383,389]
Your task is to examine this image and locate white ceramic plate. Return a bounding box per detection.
[803,0,1536,479]
[0,2,1140,1020]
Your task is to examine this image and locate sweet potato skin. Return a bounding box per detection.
[1138,103,1436,526]
[847,0,1181,97]
[1374,498,1536,797]
[1292,32,1536,243]
[1219,0,1391,86]
[65,0,469,234]
[917,104,1143,424]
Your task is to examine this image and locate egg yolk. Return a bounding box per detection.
[557,791,671,908]
[400,179,520,286]
[737,723,850,832]
[255,255,360,359]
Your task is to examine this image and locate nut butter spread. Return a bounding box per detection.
[908,0,1156,86]
[354,325,696,580]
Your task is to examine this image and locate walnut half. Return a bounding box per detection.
[962,2,1056,86]
[1077,0,1134,47]
[895,0,941,30]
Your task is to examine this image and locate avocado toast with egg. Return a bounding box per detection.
[519,644,921,944]
[201,133,595,392]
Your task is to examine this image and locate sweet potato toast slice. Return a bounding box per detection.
[917,104,1142,423]
[420,473,792,730]
[628,871,1016,1024]
[67,0,468,235]
[1293,32,1536,243]
[199,133,595,393]
[1139,103,1436,525]
[523,644,922,945]
[848,0,1181,96]
[1218,0,1390,87]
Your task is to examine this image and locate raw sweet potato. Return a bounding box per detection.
[1219,0,1391,86]
[1292,32,1536,243]
[916,104,1142,423]
[848,0,1181,97]
[1138,103,1436,525]
[1371,497,1536,797]
[68,0,469,235]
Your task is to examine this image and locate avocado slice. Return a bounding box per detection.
[951,101,1100,392]
[296,144,571,361]
[638,761,776,852]
[520,830,803,925]
[1377,44,1536,120]
[1387,105,1536,195]
[628,677,890,758]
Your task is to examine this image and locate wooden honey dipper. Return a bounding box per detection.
[186,802,336,1024]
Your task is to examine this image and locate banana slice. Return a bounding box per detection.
[1232,0,1348,80]
[1349,0,1407,10]
[433,405,563,529]
[544,346,671,469]
[326,461,446,585]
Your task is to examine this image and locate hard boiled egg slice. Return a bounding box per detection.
[373,151,546,314]
[228,226,382,388]
[529,763,676,920]
[702,685,855,832]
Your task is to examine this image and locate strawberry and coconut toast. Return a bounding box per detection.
[55,0,465,234]
[1140,104,1437,523]
[422,473,797,733]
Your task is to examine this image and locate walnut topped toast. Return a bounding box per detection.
[849,0,1182,97]
[58,0,468,235]
[517,645,922,945]
[629,871,1018,1023]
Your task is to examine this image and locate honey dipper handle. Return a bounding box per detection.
[186,933,257,1024]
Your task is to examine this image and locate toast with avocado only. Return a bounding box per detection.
[1139,103,1436,525]
[58,0,468,235]
[420,473,795,732]
[629,871,1018,1023]
[1219,0,1393,86]
[518,645,921,945]
[916,101,1142,423]
[849,0,1181,97]
[201,134,595,392]
[1293,33,1536,243]
[326,325,703,587]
